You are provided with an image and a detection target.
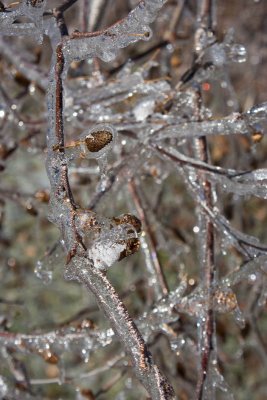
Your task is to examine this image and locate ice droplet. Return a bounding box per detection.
[227,44,247,63]
[35,260,53,284]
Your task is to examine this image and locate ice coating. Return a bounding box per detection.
[80,124,117,158]
[0,0,267,398]
[62,1,167,63]
[0,0,46,41]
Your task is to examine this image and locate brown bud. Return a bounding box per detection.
[113,213,142,233]
[72,318,95,331]
[80,318,95,330]
[14,71,30,88]
[25,201,38,216]
[118,238,140,261]
[34,189,50,203]
[0,144,8,160]
[251,131,263,143]
[214,289,237,312]
[52,144,64,152]
[85,130,113,153]
[76,210,99,231]
[39,349,59,364]
[80,388,95,400]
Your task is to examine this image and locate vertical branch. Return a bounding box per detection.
[53,44,76,209]
[55,45,65,148]
[193,2,217,399]
[194,125,216,400]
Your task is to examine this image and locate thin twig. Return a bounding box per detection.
[129,179,169,299]
[193,3,216,398]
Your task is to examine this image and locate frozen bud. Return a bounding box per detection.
[118,238,140,261]
[214,288,237,313]
[85,130,113,153]
[34,189,50,203]
[251,130,263,144]
[143,30,152,40]
[79,389,95,400]
[75,209,98,231]
[70,318,95,331]
[0,144,9,160]
[38,349,59,364]
[53,124,117,161]
[113,213,142,233]
[80,124,117,159]
[79,318,95,330]
[25,200,38,216]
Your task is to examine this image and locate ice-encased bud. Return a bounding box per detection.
[118,237,140,261]
[80,124,117,159]
[85,130,113,152]
[113,213,142,233]
[88,224,140,270]
[214,287,237,313]
[72,210,141,270]
[226,43,247,63]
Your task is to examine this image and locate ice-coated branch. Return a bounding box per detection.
[74,258,175,399]
[153,144,267,199]
[46,53,175,400]
[190,88,216,400]
[185,178,267,258]
[44,1,176,397]
[0,0,46,40]
[153,108,266,141]
[62,0,168,63]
